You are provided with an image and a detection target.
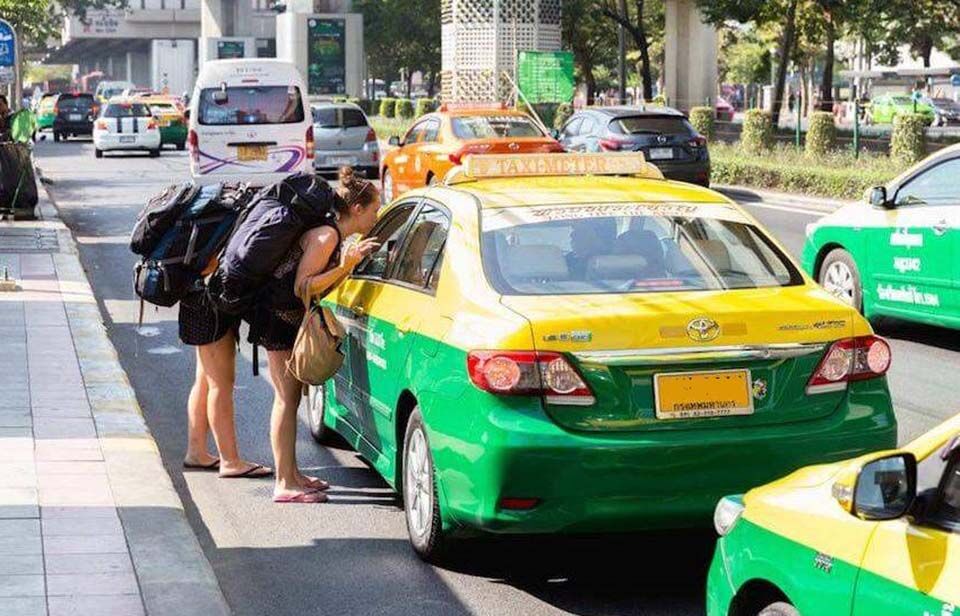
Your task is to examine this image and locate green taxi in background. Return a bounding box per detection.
[35,94,57,131]
[803,144,960,329]
[139,95,187,150]
[310,152,897,561]
[867,93,935,125]
[707,412,960,616]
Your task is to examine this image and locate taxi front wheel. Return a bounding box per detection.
[819,248,862,312]
[758,602,799,616]
[306,384,333,444]
[402,409,446,562]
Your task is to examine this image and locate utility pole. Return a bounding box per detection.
[617,0,627,104]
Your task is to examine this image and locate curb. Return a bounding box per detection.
[34,173,232,616]
[713,184,852,213]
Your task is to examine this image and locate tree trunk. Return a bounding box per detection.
[427,72,437,97]
[584,66,597,105]
[406,71,413,98]
[772,0,799,126]
[635,0,653,101]
[819,12,835,112]
[921,36,933,68]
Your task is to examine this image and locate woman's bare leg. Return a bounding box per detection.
[199,332,270,477]
[266,349,321,498]
[184,350,217,467]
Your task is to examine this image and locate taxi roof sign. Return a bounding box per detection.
[447,152,659,184]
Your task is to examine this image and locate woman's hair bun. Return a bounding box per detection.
[338,165,358,188]
[335,165,376,208]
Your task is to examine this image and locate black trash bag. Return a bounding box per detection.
[0,142,38,217]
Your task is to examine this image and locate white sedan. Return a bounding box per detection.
[93,100,161,158]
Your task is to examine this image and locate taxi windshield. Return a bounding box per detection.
[452,115,544,139]
[481,204,802,295]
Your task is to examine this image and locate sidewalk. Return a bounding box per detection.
[0,182,230,615]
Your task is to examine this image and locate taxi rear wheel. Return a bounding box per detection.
[94,149,103,159]
[306,384,333,444]
[402,409,446,562]
[758,602,799,616]
[819,248,862,312]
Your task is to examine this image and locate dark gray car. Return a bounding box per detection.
[557,106,710,186]
[311,102,380,178]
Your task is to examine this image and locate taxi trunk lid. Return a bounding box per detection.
[500,287,857,432]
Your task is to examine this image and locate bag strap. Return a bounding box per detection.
[297,224,344,310]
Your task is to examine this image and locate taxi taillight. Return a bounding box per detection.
[806,336,891,395]
[449,143,492,165]
[467,351,595,406]
[95,120,108,130]
[146,118,158,130]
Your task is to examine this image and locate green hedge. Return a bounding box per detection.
[741,110,773,154]
[688,106,715,140]
[805,112,837,157]
[891,113,927,163]
[379,98,397,118]
[395,99,415,119]
[415,98,437,117]
[554,102,573,130]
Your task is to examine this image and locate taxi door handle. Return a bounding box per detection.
[934,219,949,236]
[352,304,365,317]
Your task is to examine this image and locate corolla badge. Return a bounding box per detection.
[686,317,720,343]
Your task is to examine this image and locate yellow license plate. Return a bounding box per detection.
[654,369,753,419]
[237,145,268,161]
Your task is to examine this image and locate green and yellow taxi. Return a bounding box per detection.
[36,94,57,131]
[139,95,187,150]
[707,413,960,616]
[311,153,897,560]
[803,144,960,329]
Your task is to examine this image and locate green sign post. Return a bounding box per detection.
[307,18,346,96]
[517,51,575,104]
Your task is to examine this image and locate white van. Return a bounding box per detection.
[188,59,313,185]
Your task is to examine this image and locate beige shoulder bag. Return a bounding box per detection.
[286,276,347,386]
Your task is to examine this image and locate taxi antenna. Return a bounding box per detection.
[501,71,551,136]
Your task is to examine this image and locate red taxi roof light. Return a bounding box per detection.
[449,143,492,165]
[467,351,595,406]
[806,336,891,395]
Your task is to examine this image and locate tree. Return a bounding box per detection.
[719,26,772,86]
[354,0,440,97]
[599,0,665,101]
[564,0,618,103]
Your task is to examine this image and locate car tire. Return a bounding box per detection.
[176,142,185,151]
[53,132,60,142]
[306,384,334,444]
[382,169,394,205]
[402,408,446,563]
[819,248,863,312]
[758,602,799,616]
[95,148,103,159]
[149,148,160,158]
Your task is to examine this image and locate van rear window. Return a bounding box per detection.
[198,86,305,125]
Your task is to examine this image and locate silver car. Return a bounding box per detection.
[311,103,380,178]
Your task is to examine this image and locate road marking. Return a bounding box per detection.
[738,200,829,217]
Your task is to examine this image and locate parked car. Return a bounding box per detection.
[188,59,312,185]
[557,106,710,186]
[52,93,99,142]
[310,151,895,561]
[140,95,188,150]
[35,93,57,131]
[93,99,161,158]
[716,97,735,121]
[803,143,960,329]
[867,93,935,125]
[707,411,960,616]
[380,104,563,202]
[926,96,960,126]
[311,102,379,179]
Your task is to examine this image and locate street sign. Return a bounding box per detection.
[217,40,245,59]
[517,51,574,104]
[0,19,16,86]
[307,18,346,96]
[951,74,960,88]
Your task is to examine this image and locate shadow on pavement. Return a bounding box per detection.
[874,316,960,353]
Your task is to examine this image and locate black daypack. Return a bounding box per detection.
[207,173,340,316]
[132,182,255,309]
[130,182,200,255]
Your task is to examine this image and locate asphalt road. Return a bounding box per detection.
[34,137,960,616]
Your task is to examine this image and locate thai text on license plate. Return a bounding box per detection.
[238,145,268,161]
[654,369,753,419]
[648,147,674,160]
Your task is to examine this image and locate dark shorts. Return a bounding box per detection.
[178,289,240,346]
[245,304,303,352]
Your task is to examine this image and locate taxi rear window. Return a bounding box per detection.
[480,204,803,295]
[103,103,151,118]
[452,115,543,139]
[198,85,305,125]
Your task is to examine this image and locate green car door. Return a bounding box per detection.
[868,157,960,324]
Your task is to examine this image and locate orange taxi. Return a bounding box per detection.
[380,103,564,201]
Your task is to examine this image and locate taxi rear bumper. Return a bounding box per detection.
[438,379,895,535]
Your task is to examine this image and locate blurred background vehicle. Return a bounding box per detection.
[95,81,135,104]
[141,95,188,150]
[715,97,735,121]
[52,92,98,142]
[93,99,161,158]
[867,93,936,125]
[926,96,960,126]
[311,101,380,179]
[35,93,58,132]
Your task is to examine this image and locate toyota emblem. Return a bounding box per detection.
[508,142,520,151]
[686,317,720,343]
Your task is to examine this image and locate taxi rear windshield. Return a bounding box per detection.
[452,115,544,139]
[198,86,305,125]
[481,204,803,295]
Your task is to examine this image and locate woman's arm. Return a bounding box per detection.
[295,228,380,299]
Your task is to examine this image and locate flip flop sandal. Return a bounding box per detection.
[219,464,274,479]
[183,458,220,471]
[300,475,330,491]
[273,489,328,504]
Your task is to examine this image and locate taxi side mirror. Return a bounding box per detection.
[388,135,401,147]
[869,186,891,208]
[852,453,917,521]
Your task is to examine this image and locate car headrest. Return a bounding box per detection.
[694,239,732,271]
[670,238,732,273]
[501,245,570,281]
[586,254,648,280]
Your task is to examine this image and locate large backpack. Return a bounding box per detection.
[206,173,340,316]
[132,182,255,309]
